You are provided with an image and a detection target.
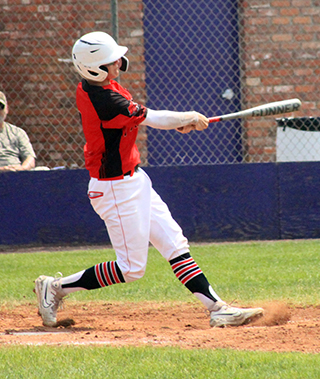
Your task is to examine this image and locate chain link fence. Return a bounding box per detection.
[1,0,319,169]
[2,1,85,169]
[144,0,244,166]
[1,0,147,169]
[143,0,320,165]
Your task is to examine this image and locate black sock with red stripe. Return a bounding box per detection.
[170,253,218,302]
[62,261,125,290]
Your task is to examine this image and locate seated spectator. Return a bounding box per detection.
[0,91,36,172]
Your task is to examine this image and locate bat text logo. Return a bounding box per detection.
[252,103,300,117]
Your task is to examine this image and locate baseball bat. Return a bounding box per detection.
[208,98,301,123]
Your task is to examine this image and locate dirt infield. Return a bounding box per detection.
[1,301,320,353]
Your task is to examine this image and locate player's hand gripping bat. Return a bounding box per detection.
[208,98,301,123]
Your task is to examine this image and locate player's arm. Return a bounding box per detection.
[140,109,209,134]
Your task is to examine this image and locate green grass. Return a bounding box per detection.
[1,240,320,378]
[1,345,320,379]
[1,240,319,306]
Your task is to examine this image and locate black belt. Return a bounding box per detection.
[124,164,139,177]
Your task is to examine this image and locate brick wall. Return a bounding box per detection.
[240,0,320,162]
[1,0,319,166]
[0,0,146,168]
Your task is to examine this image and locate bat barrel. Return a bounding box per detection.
[208,98,301,123]
[250,98,301,117]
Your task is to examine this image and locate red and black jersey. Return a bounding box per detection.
[76,79,147,180]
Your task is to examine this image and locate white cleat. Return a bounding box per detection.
[34,275,65,327]
[210,301,264,328]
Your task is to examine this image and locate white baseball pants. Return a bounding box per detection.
[88,168,190,282]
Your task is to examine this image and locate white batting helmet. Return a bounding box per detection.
[72,31,129,82]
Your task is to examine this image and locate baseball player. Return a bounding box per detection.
[34,32,263,328]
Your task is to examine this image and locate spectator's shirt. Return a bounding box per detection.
[76,79,147,180]
[0,122,36,167]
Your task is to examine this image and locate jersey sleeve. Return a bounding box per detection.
[87,86,147,129]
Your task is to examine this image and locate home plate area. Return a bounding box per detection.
[1,301,320,352]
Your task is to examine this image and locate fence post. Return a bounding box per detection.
[111,0,119,84]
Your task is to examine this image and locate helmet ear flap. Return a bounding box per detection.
[120,56,129,72]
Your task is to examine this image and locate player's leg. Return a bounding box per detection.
[148,184,263,327]
[62,172,151,290]
[35,171,152,326]
[148,186,221,307]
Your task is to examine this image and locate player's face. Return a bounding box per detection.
[105,59,122,80]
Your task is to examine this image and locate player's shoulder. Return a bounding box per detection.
[81,79,129,105]
[108,80,132,98]
[79,80,131,120]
